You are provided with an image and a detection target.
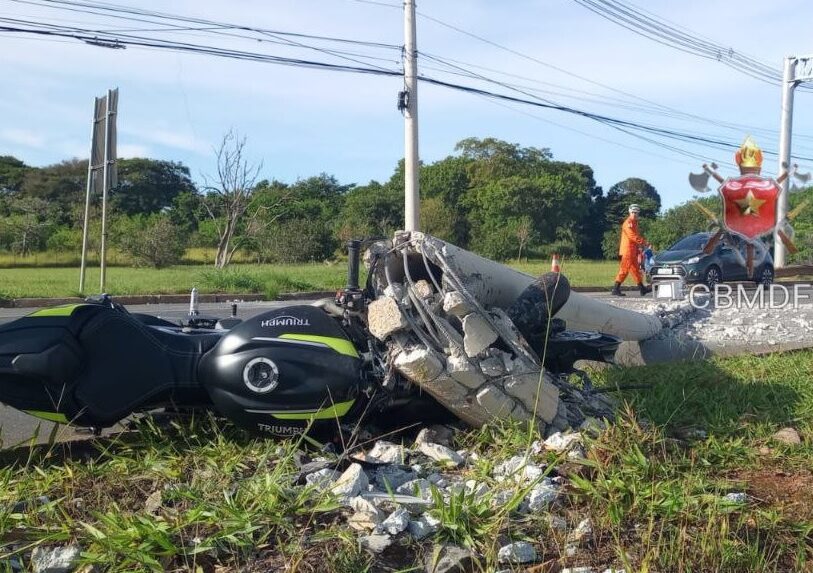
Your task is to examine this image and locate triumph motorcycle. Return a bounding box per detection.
[0,242,621,438]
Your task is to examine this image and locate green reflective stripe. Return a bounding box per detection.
[24,410,69,424]
[271,400,355,421]
[278,334,359,358]
[29,304,85,318]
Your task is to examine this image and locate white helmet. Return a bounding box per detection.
[628,204,641,214]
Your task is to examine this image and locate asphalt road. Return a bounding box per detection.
[0,300,300,447]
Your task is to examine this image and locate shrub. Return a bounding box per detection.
[46,226,83,252]
[251,219,337,263]
[117,214,187,268]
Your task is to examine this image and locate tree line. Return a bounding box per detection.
[3,135,809,267]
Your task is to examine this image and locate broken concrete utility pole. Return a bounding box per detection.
[365,232,662,435]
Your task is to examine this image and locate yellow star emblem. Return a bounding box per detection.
[734,190,766,216]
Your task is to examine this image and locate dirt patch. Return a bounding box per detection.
[735,468,813,523]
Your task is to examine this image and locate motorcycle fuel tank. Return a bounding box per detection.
[198,305,364,437]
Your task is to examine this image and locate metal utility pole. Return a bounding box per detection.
[79,88,118,293]
[775,55,813,268]
[79,100,98,293]
[402,0,420,231]
[99,88,113,291]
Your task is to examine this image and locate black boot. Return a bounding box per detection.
[638,282,652,296]
[611,282,626,296]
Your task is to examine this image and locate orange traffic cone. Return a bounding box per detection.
[551,253,561,273]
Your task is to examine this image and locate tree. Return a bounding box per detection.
[202,131,284,268]
[455,137,552,181]
[20,159,86,224]
[604,177,661,226]
[112,158,197,215]
[0,156,27,194]
[513,216,534,261]
[339,181,402,239]
[461,143,599,259]
[646,197,718,251]
[168,190,207,236]
[420,196,458,242]
[0,196,55,255]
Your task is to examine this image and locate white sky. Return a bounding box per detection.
[2,0,813,208]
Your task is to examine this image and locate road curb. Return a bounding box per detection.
[4,275,812,308]
[0,290,337,309]
[587,337,813,369]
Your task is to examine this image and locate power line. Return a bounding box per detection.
[4,17,813,163]
[10,0,401,50]
[419,51,813,155]
[570,0,813,92]
[24,0,811,142]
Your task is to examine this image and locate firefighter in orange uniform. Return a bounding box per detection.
[611,204,652,296]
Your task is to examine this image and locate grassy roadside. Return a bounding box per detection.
[1,351,811,571]
[0,259,616,300]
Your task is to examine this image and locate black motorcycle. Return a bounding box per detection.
[0,242,620,438]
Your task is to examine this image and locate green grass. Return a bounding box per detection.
[1,351,812,571]
[0,259,615,300]
[0,263,349,300]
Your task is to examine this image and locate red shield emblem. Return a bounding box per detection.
[719,175,779,240]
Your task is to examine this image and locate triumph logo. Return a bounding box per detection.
[257,423,304,436]
[260,315,310,328]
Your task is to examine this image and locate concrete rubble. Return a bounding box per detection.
[30,544,82,573]
[365,231,663,434]
[497,541,537,564]
[270,423,655,571]
[605,294,813,356]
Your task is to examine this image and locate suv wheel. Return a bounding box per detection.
[756,265,774,286]
[703,265,722,289]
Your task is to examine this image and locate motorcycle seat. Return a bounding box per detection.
[0,304,221,427]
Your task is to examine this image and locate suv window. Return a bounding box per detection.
[669,234,708,251]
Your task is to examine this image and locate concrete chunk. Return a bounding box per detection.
[497,541,537,564]
[503,373,560,423]
[381,506,410,535]
[453,397,494,427]
[331,463,369,499]
[543,431,583,453]
[375,466,417,490]
[442,290,471,317]
[31,544,82,573]
[417,442,465,467]
[412,279,434,299]
[359,534,392,554]
[364,441,407,464]
[305,468,341,490]
[446,354,486,389]
[462,313,498,357]
[394,348,444,384]
[408,512,441,539]
[476,385,516,417]
[368,296,408,340]
[479,352,507,377]
[421,374,470,403]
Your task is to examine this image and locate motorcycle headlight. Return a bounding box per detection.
[684,256,701,265]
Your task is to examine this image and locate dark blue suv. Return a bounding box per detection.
[647,232,774,288]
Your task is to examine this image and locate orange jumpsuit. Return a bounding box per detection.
[614,214,646,284]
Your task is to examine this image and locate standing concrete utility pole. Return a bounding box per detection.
[775,55,813,268]
[402,0,420,231]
